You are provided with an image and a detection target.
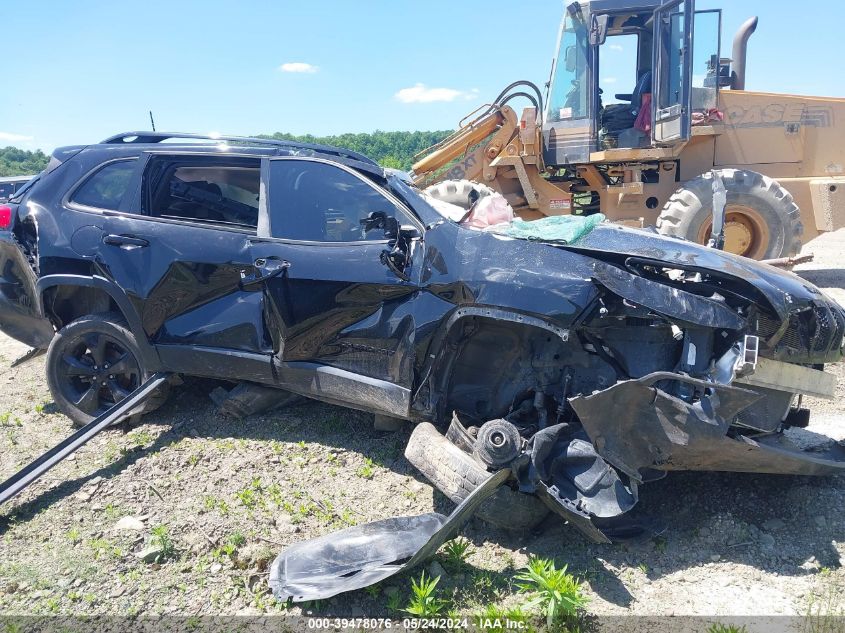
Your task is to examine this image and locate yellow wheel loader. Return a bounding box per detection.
[412,0,845,260]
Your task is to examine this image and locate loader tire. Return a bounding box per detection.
[405,422,549,531]
[425,180,499,210]
[46,312,169,428]
[656,169,803,260]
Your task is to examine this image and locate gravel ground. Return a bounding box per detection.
[1,231,844,627]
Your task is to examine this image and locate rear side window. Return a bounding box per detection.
[0,183,14,200]
[70,160,137,210]
[146,158,260,230]
[268,159,402,242]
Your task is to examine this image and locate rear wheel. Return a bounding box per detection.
[656,169,803,260]
[46,312,167,428]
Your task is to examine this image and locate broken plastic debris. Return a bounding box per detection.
[268,468,510,602]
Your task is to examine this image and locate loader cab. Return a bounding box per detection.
[543,0,721,166]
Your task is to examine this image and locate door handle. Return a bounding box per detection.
[241,258,291,290]
[254,257,291,270]
[103,234,149,248]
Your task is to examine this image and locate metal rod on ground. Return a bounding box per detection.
[0,373,170,507]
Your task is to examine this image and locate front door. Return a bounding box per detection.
[251,157,423,415]
[652,0,695,144]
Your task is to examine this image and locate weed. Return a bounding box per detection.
[187,453,201,466]
[441,537,472,571]
[364,584,381,598]
[149,525,176,562]
[227,532,246,548]
[103,503,122,520]
[128,429,155,446]
[88,537,121,560]
[708,625,748,633]
[515,556,589,629]
[802,575,845,633]
[404,571,448,618]
[34,403,45,414]
[386,591,403,613]
[65,527,82,544]
[637,563,649,575]
[356,457,376,479]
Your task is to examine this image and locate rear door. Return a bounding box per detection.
[652,0,695,144]
[95,153,270,359]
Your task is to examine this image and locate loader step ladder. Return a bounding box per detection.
[0,373,170,507]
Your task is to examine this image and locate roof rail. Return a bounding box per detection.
[100,131,378,166]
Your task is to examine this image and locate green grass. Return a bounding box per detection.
[356,457,376,479]
[708,625,748,633]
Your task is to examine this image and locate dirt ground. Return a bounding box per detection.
[1,231,844,628]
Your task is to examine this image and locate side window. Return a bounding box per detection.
[70,160,137,210]
[146,158,260,230]
[268,160,403,242]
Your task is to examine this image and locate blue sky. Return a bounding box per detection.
[4,0,844,153]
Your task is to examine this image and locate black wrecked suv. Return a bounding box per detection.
[1,131,844,538]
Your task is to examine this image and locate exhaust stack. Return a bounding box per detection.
[731,16,759,90]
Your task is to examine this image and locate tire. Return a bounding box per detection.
[405,422,549,531]
[46,312,168,428]
[656,169,803,260]
[424,180,499,211]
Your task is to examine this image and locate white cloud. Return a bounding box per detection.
[609,44,624,52]
[602,77,618,84]
[279,62,319,74]
[394,83,479,104]
[0,132,34,142]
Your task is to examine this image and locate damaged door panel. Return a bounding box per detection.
[257,158,424,392]
[97,154,268,356]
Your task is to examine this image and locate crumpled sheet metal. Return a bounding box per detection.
[571,371,845,478]
[268,468,510,603]
[570,372,762,481]
[591,260,746,330]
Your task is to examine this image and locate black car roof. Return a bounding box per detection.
[100,132,381,172]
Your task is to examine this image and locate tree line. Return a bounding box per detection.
[0,130,454,177]
[0,147,50,177]
[261,130,453,170]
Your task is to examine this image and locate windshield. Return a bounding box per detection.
[546,8,590,122]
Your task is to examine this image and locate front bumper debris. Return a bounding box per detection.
[268,468,511,602]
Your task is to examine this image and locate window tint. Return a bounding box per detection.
[71,160,137,210]
[147,161,260,230]
[268,160,400,242]
[0,183,14,200]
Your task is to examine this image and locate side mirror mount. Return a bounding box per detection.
[399,225,421,240]
[589,14,609,46]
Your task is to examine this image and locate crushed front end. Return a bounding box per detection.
[407,226,845,542]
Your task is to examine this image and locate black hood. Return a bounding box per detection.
[567,224,833,319]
